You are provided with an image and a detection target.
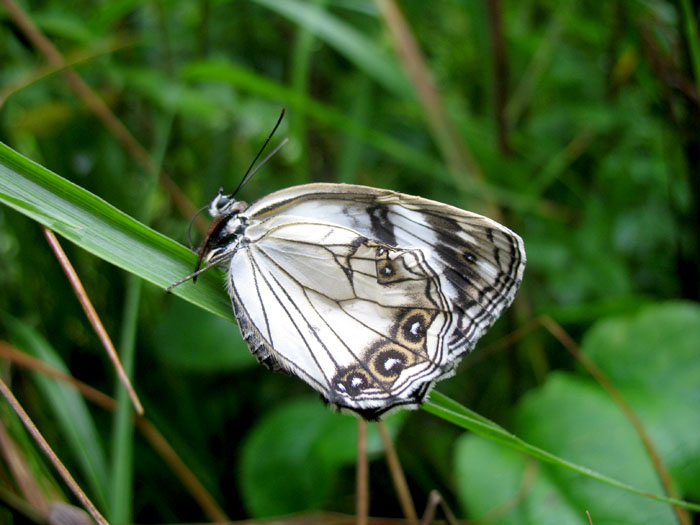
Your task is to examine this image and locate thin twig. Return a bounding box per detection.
[356,419,369,525]
[0,0,205,233]
[0,342,119,411]
[0,342,228,522]
[377,421,418,525]
[0,378,108,525]
[420,491,438,525]
[43,228,143,415]
[0,40,134,109]
[486,0,511,155]
[428,490,459,525]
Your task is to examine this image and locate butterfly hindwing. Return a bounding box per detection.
[226,216,459,416]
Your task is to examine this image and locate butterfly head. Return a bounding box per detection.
[165,191,249,292]
[209,189,248,218]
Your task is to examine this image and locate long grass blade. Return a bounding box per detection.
[0,142,232,321]
[424,391,700,513]
[253,0,411,97]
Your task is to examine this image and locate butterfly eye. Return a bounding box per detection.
[208,194,232,216]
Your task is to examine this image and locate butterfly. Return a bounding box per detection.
[174,182,526,420]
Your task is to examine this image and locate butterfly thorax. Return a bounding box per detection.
[196,195,250,269]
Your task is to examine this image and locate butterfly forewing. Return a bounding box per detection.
[205,183,525,418]
[244,184,525,352]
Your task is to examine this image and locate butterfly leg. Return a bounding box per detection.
[356,418,369,525]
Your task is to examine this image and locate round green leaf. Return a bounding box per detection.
[516,374,677,524]
[455,434,587,524]
[238,397,405,517]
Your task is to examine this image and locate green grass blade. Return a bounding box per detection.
[425,391,700,513]
[252,0,411,98]
[109,273,139,524]
[0,141,233,322]
[109,108,174,525]
[679,0,700,96]
[5,316,110,513]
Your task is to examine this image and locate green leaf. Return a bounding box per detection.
[452,301,700,521]
[239,397,404,517]
[426,389,700,512]
[456,436,586,524]
[239,399,343,517]
[581,302,700,398]
[581,302,700,496]
[515,375,677,524]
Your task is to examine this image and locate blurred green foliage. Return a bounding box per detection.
[0,0,699,523]
[457,302,700,524]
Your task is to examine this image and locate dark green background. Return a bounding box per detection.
[0,1,699,523]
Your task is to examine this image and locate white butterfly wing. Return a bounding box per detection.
[228,215,458,417]
[243,184,526,359]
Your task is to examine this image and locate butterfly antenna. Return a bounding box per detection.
[241,137,289,187]
[186,202,213,250]
[231,108,286,198]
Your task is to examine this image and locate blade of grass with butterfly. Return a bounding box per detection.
[1,142,698,513]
